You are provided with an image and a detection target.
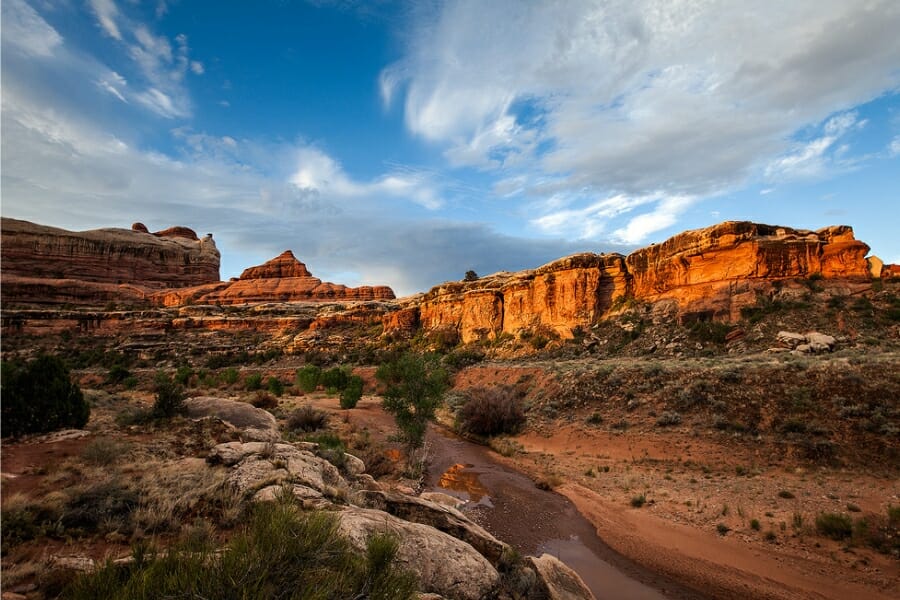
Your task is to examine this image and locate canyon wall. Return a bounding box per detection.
[388,221,879,341]
[1,218,220,306]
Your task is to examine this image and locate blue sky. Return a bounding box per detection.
[2,0,899,295]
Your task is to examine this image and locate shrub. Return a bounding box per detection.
[152,372,186,419]
[688,320,731,344]
[778,490,796,499]
[250,391,279,410]
[63,500,417,600]
[81,437,126,466]
[288,405,328,432]
[376,352,449,449]
[1,355,90,437]
[340,375,364,409]
[716,523,731,536]
[750,519,761,531]
[106,364,132,385]
[220,368,239,386]
[816,512,853,540]
[457,386,526,437]
[656,411,682,427]
[631,494,646,508]
[296,365,321,393]
[266,376,285,397]
[586,412,603,425]
[321,367,350,392]
[173,365,194,386]
[464,270,478,281]
[244,373,263,391]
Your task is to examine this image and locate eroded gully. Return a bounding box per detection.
[425,426,706,600]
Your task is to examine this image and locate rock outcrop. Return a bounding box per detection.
[1,218,220,306]
[152,252,395,306]
[386,221,877,341]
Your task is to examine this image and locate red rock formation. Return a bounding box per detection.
[239,250,311,279]
[389,221,877,341]
[1,218,220,306]
[151,252,395,306]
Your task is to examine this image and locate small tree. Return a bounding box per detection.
[152,372,186,419]
[376,352,448,449]
[464,270,479,282]
[340,375,364,409]
[296,365,321,393]
[1,355,90,436]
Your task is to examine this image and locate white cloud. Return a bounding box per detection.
[89,0,122,40]
[385,0,900,239]
[765,111,864,180]
[190,61,205,75]
[889,136,900,157]
[1,0,63,57]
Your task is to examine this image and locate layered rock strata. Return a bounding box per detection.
[387,221,879,341]
[152,250,395,306]
[1,218,219,306]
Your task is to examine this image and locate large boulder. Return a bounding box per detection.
[185,397,279,441]
[527,554,595,600]
[358,490,506,565]
[337,506,500,600]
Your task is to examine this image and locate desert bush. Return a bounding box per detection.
[750,519,761,531]
[631,494,646,508]
[81,437,127,466]
[778,490,796,499]
[442,347,485,370]
[305,432,347,470]
[1,355,90,437]
[61,480,139,536]
[152,372,186,419]
[106,364,132,385]
[220,368,240,386]
[716,523,731,536]
[688,321,731,344]
[340,375,364,409]
[244,373,263,391]
[816,512,853,540]
[288,405,328,433]
[457,386,526,437]
[63,500,417,600]
[173,365,194,386]
[321,367,350,392]
[1,493,63,553]
[585,412,604,425]
[250,391,279,410]
[656,411,682,427]
[266,376,285,397]
[296,365,321,392]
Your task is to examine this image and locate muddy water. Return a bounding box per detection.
[425,427,704,600]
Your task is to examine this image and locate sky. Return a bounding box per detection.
[2,0,899,296]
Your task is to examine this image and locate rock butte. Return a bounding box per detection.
[1,218,894,345]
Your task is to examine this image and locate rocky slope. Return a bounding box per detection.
[1,218,220,306]
[388,221,885,342]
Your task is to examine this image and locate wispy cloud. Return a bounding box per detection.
[2,0,63,57]
[765,111,866,180]
[384,0,900,242]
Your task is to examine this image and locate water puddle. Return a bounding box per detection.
[437,463,493,506]
[538,537,667,600]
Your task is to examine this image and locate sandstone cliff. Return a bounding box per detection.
[386,221,878,341]
[152,251,395,306]
[1,218,220,306]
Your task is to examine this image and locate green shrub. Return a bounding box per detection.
[457,386,526,437]
[81,437,126,466]
[778,490,795,499]
[63,500,417,600]
[1,355,90,437]
[250,391,278,410]
[321,367,350,393]
[244,373,263,391]
[174,365,194,386]
[656,411,682,427]
[296,365,321,393]
[816,512,853,540]
[750,519,761,531]
[716,523,731,536]
[220,368,239,386]
[340,375,364,409]
[266,376,285,397]
[152,372,186,419]
[630,494,646,508]
[106,364,132,385]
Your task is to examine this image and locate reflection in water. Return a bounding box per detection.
[438,463,491,503]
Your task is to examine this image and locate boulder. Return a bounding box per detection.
[337,506,501,600]
[527,554,595,600]
[357,490,506,565]
[216,443,344,498]
[185,397,279,440]
[419,492,467,510]
[806,332,836,353]
[776,331,807,349]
